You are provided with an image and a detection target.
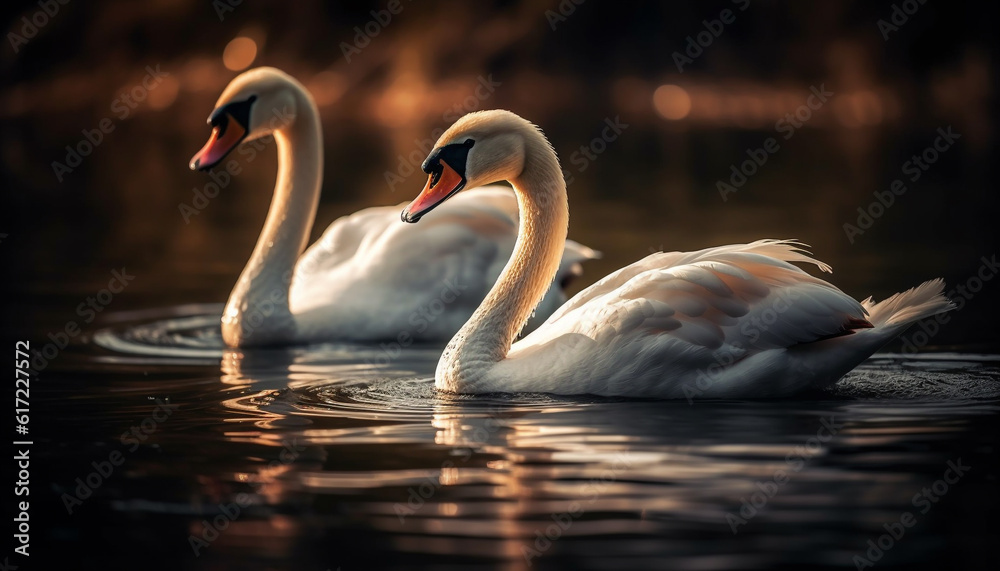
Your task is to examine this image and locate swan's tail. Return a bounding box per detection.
[785,279,955,391]
[860,278,955,331]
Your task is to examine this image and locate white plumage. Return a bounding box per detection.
[402,110,954,398]
[191,69,596,347]
[290,186,597,342]
[500,240,950,397]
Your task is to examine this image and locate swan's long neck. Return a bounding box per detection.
[222,91,322,347]
[436,132,568,390]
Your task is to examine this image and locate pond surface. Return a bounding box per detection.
[25,303,999,570]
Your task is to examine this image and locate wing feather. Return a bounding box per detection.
[517,240,866,359]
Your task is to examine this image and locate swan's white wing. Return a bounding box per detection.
[503,241,869,395]
[296,187,515,281]
[545,240,831,323]
[290,186,598,341]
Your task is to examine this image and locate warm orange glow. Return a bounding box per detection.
[147,75,179,110]
[852,90,883,125]
[653,84,691,120]
[373,72,427,127]
[732,94,768,128]
[612,77,650,115]
[833,90,884,128]
[181,58,217,92]
[223,37,257,71]
[308,71,348,107]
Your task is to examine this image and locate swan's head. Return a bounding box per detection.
[402,110,535,223]
[189,67,302,171]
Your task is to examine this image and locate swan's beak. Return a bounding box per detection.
[401,159,466,223]
[189,113,247,171]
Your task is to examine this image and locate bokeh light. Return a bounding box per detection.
[223,37,257,71]
[653,84,692,120]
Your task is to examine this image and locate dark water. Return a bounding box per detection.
[23,303,999,570]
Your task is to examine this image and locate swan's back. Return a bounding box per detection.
[501,241,875,396]
[290,186,595,342]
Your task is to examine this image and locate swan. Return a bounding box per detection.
[189,68,597,347]
[400,109,955,398]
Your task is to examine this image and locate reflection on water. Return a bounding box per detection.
[34,306,999,570]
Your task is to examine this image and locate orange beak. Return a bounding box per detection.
[189,113,247,171]
[401,159,467,222]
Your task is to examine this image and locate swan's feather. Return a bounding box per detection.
[529,240,863,351]
[490,241,942,398]
[289,186,596,342]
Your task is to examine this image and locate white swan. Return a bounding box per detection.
[400,110,955,398]
[189,68,597,348]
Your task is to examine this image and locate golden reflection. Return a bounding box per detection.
[220,349,251,386]
[439,466,460,486]
[204,341,979,565]
[418,402,681,555]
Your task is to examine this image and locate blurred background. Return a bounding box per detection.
[3,3,999,570]
[2,0,997,346]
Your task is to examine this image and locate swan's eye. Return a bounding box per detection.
[210,113,228,133]
[422,140,475,181]
[209,96,257,132]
